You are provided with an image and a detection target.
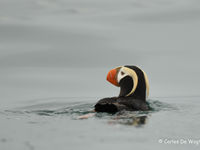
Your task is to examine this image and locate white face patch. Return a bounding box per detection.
[116,66,149,99]
[117,68,128,83]
[117,67,138,97]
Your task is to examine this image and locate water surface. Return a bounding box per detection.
[1,97,200,150]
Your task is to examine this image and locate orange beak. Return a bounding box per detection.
[106,68,119,87]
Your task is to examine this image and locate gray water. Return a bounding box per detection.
[1,0,200,150]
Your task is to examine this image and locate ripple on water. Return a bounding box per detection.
[4,99,177,126]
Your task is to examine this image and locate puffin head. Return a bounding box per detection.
[106,65,149,101]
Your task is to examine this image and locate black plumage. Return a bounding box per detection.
[95,65,150,113]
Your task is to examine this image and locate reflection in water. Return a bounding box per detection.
[108,115,148,127]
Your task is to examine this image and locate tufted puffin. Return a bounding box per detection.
[95,65,150,113]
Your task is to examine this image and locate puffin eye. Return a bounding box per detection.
[121,71,125,75]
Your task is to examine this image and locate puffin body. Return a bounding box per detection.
[95,65,150,113]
